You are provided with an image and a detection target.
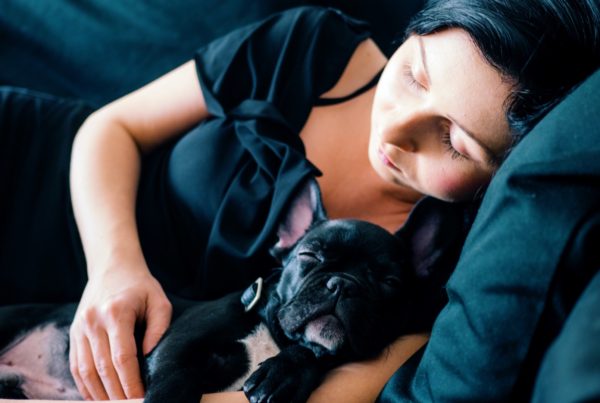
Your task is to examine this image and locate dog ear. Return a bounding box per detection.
[270,178,327,261]
[395,197,478,279]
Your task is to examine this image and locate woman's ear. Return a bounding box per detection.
[270,178,327,262]
[395,197,478,280]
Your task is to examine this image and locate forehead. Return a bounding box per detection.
[303,220,402,254]
[406,29,513,155]
[301,221,357,245]
[308,220,379,240]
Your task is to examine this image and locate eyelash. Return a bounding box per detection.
[402,63,425,92]
[441,132,468,161]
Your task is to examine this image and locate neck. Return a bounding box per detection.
[319,161,424,233]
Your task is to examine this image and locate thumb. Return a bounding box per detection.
[142,299,172,355]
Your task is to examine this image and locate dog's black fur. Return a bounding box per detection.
[0,180,476,402]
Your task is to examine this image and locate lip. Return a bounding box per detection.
[378,146,400,171]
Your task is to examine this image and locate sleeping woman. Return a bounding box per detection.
[1,0,599,401]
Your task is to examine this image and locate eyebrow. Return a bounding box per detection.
[418,37,500,167]
[417,37,431,84]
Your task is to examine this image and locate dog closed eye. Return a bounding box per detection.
[297,250,322,262]
[382,276,402,287]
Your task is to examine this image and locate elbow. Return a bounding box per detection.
[73,108,144,156]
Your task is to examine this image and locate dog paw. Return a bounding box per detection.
[242,346,322,403]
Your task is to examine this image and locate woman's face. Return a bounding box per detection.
[369,28,514,201]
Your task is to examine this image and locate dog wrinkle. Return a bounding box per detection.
[0,324,80,399]
[224,323,280,392]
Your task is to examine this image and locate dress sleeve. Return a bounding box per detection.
[194,6,371,132]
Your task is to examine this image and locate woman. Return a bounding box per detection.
[1,0,599,401]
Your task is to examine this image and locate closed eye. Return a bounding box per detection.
[402,63,426,92]
[298,251,321,262]
[383,276,402,288]
[441,132,469,161]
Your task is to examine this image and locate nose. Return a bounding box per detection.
[326,276,359,297]
[396,137,416,153]
[379,107,434,153]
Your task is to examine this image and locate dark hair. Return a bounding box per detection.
[405,0,600,140]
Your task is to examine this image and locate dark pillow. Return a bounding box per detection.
[379,68,600,402]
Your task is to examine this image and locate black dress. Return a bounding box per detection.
[0,7,373,303]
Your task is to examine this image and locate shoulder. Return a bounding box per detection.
[320,38,388,99]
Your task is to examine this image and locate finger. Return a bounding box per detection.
[69,333,92,400]
[108,325,145,399]
[89,328,127,400]
[76,334,110,400]
[142,299,172,355]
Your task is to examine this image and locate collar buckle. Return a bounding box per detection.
[241,277,264,312]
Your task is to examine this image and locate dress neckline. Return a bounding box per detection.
[314,68,383,107]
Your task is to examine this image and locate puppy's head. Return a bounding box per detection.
[268,179,476,360]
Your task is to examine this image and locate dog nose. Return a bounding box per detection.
[326,276,358,296]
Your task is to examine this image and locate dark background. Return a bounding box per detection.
[0,0,425,107]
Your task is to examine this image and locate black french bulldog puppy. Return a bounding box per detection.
[0,179,476,403]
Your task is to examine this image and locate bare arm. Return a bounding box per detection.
[71,59,208,274]
[307,334,428,402]
[68,60,210,400]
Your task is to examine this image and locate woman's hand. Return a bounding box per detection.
[69,263,172,400]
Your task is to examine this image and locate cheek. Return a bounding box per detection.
[426,164,491,201]
[276,265,302,300]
